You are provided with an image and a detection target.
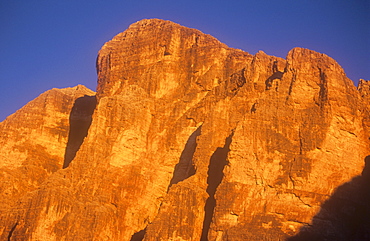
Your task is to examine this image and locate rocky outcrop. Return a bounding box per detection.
[0,85,95,237]
[0,19,369,240]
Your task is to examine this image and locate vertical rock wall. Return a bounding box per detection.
[0,19,369,240]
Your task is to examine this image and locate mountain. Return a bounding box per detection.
[1,19,369,240]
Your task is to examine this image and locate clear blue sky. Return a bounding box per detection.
[0,0,369,121]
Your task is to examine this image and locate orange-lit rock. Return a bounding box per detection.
[0,85,95,237]
[0,19,369,240]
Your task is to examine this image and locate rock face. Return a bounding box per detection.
[0,85,95,236]
[0,19,369,240]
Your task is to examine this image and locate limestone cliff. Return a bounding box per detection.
[0,85,95,237]
[0,19,369,240]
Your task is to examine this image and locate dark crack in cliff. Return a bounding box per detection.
[63,95,96,168]
[169,125,201,187]
[201,131,234,241]
[130,228,146,241]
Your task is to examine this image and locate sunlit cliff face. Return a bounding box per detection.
[0,19,369,241]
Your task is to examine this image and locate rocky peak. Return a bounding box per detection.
[0,85,95,211]
[96,19,245,100]
[0,19,369,241]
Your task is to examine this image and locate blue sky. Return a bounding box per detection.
[0,0,369,121]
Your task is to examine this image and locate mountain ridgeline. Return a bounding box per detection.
[1,19,370,240]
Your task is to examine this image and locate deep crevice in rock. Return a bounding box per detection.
[7,222,18,241]
[228,68,246,92]
[63,95,96,168]
[266,60,284,91]
[265,71,283,90]
[168,125,202,188]
[201,131,234,241]
[130,228,146,241]
[318,67,328,105]
[286,69,297,100]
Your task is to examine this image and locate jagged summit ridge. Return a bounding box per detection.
[0,19,369,240]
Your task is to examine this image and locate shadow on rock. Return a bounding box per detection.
[287,156,370,241]
[63,95,96,168]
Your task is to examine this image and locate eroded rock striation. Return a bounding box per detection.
[1,19,369,240]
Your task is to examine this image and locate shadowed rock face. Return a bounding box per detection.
[0,19,369,240]
[63,95,97,168]
[287,155,370,241]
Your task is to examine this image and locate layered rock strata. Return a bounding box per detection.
[0,19,369,240]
